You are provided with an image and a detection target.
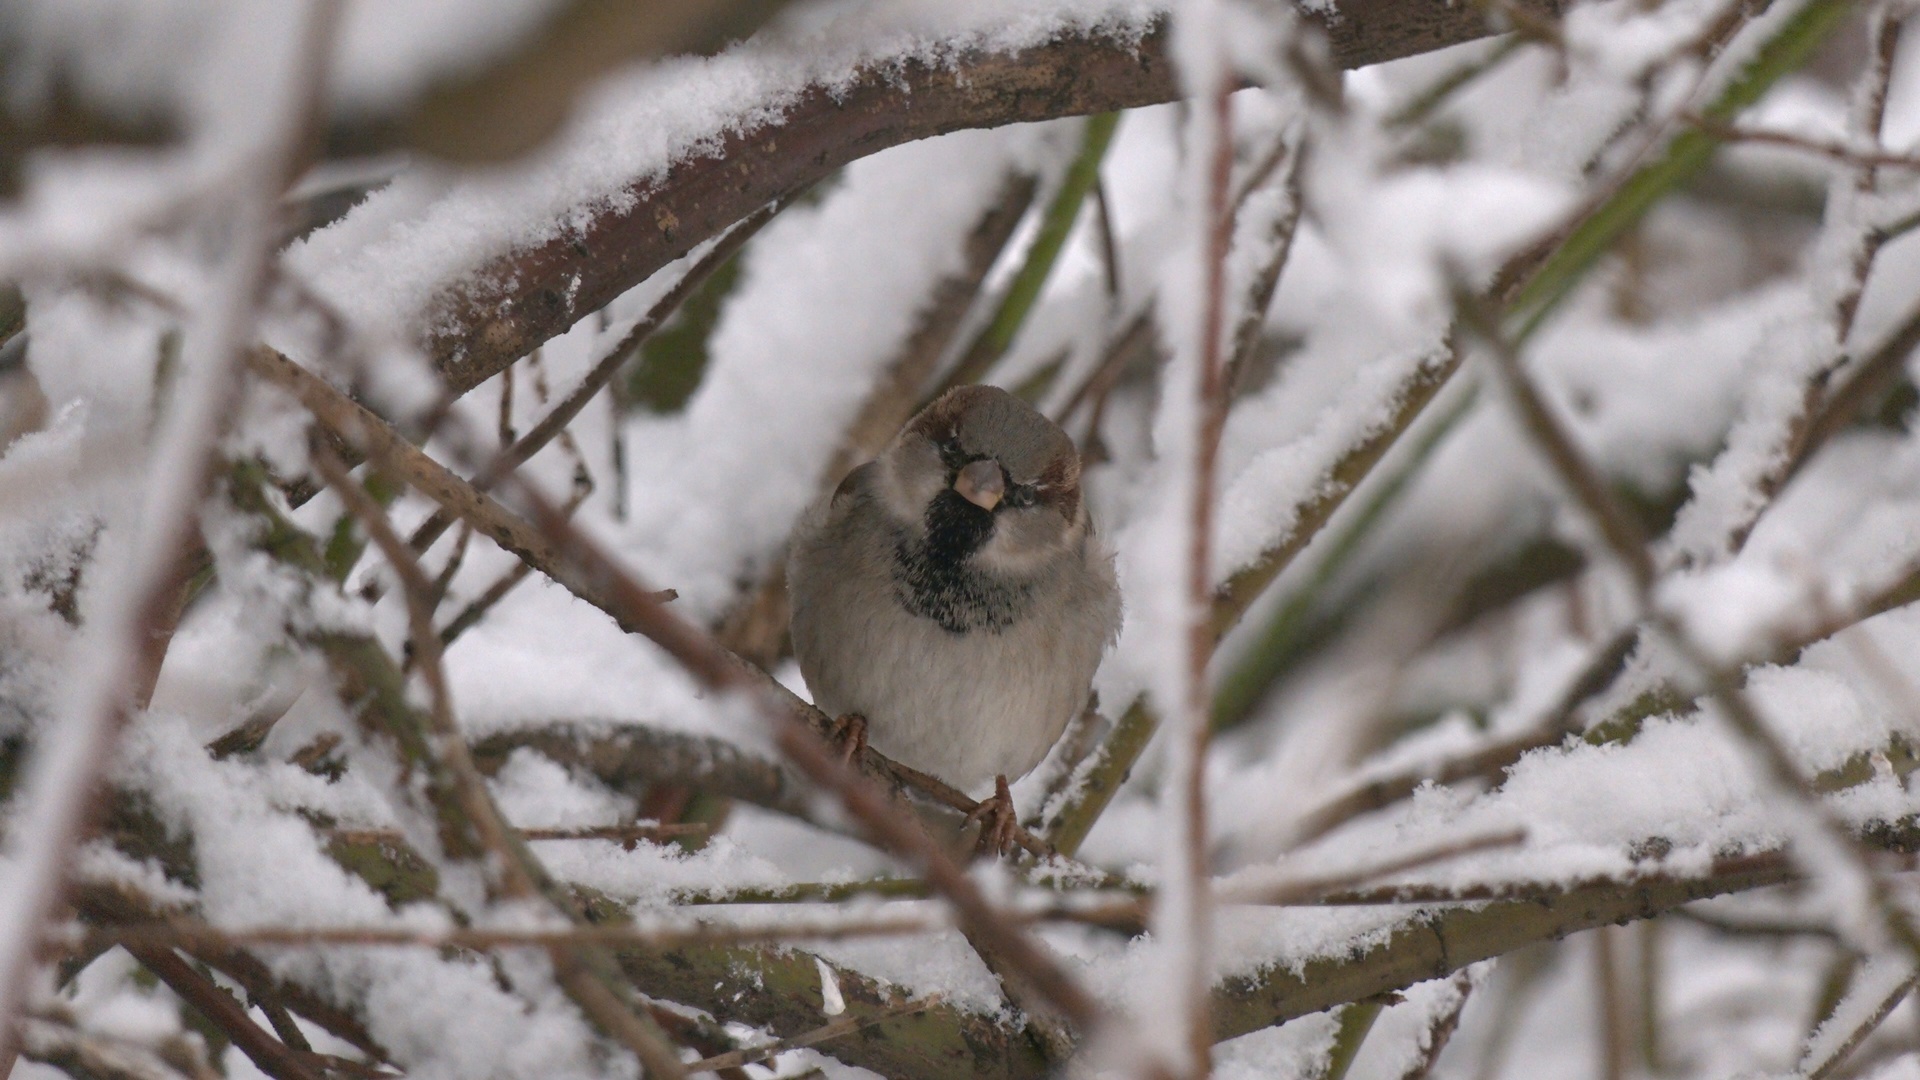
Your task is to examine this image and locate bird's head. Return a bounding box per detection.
[875,385,1088,576]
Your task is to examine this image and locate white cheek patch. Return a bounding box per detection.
[876,454,941,526]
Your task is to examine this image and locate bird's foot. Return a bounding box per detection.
[964,775,1019,858]
[825,713,869,765]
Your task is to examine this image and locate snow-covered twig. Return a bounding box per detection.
[0,0,342,1062]
[1797,958,1917,1080]
[1672,5,1914,566]
[1460,278,1920,964]
[1395,970,1477,1080]
[405,196,792,555]
[1144,11,1240,1071]
[314,445,694,1078]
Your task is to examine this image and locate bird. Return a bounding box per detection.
[788,384,1121,853]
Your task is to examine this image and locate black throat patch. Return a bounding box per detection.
[892,489,1033,634]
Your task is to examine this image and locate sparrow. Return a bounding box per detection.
[788,385,1121,851]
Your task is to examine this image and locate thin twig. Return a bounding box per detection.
[1681,114,1920,172]
[313,446,692,1079]
[1396,970,1476,1080]
[1223,128,1306,393]
[423,478,592,663]
[80,910,948,954]
[1454,282,1654,590]
[246,347,678,618]
[1458,271,1920,967]
[1800,966,1918,1080]
[1092,177,1122,301]
[1669,907,1841,941]
[1176,77,1237,1074]
[436,559,535,647]
[125,943,324,1080]
[1216,829,1527,905]
[407,196,791,555]
[1053,308,1153,429]
[425,521,472,607]
[940,112,1120,391]
[1789,294,1920,482]
[326,822,711,847]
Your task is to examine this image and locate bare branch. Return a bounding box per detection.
[313,445,692,1078]
[1455,284,1655,590]
[408,196,791,555]
[248,347,676,617]
[124,943,324,1080]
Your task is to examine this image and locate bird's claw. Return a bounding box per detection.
[826,713,869,765]
[964,775,1019,858]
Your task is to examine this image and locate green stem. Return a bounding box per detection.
[1211,382,1479,732]
[944,112,1121,389]
[1509,0,1852,339]
[1047,698,1155,857]
[1322,999,1384,1080]
[1051,0,1852,864]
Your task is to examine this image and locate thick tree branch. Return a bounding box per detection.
[472,720,816,820]
[1209,852,1790,1044]
[422,3,1561,394]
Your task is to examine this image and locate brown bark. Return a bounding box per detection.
[424,2,1561,396]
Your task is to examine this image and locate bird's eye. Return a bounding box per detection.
[934,437,968,469]
[1005,484,1037,509]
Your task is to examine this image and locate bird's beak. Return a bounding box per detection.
[954,458,1005,511]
